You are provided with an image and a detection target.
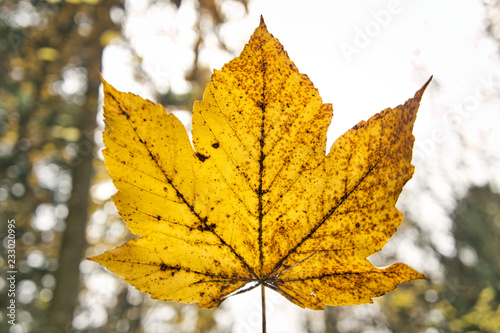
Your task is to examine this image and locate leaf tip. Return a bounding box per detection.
[258,15,269,33]
[414,75,433,101]
[86,254,98,263]
[422,75,433,91]
[99,73,109,86]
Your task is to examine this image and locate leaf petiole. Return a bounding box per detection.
[261,283,267,333]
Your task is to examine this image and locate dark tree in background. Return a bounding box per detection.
[441,186,500,332]
[1,1,122,332]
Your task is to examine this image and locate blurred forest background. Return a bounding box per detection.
[0,0,499,332]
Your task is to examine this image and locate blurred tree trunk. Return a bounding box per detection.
[43,4,120,332]
[0,2,121,331]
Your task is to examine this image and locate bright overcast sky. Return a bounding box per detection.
[101,0,500,331]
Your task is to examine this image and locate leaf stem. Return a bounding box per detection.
[261,283,267,333]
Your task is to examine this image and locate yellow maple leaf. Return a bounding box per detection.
[90,17,429,311]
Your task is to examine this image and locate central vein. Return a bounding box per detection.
[257,56,268,279]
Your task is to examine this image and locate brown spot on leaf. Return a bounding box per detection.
[196,152,209,162]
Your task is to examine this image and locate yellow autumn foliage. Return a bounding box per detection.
[90,17,429,310]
